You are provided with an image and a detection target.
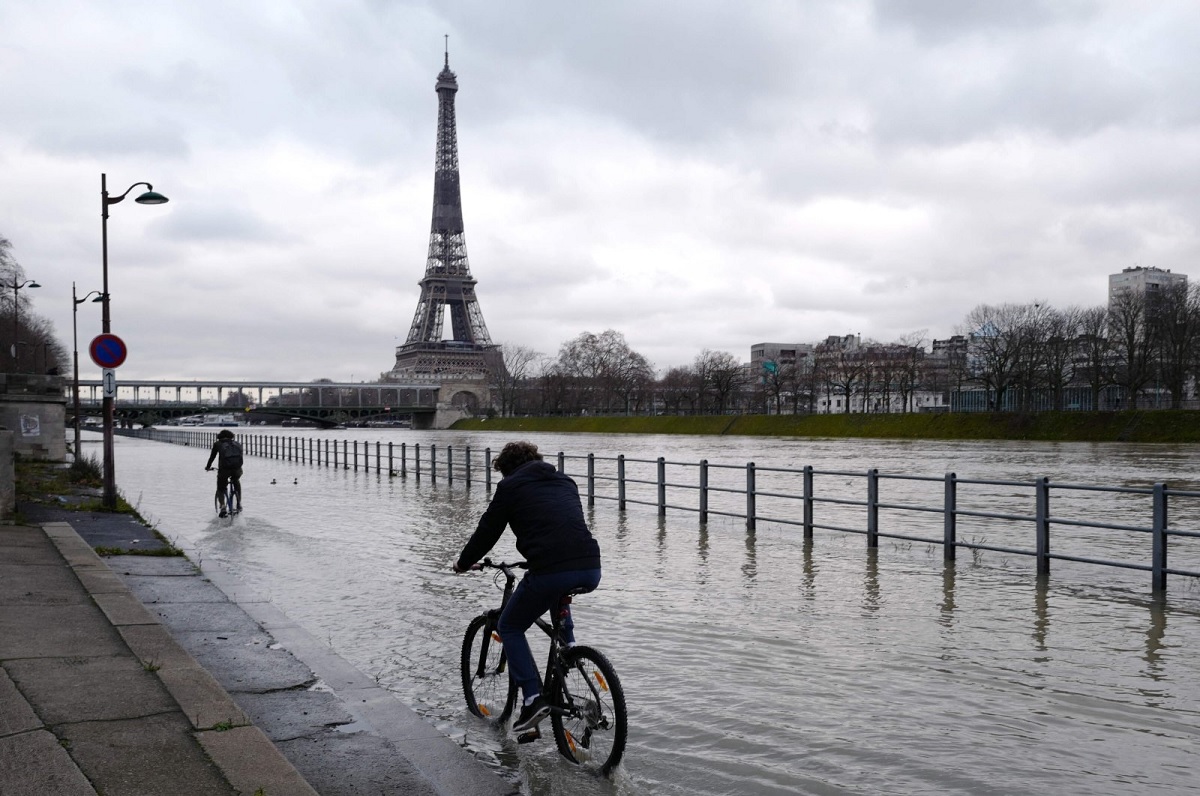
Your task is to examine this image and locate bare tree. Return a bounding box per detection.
[1042,306,1082,411]
[1,235,68,375]
[693,349,746,413]
[962,303,1028,411]
[496,343,543,416]
[1076,306,1113,410]
[1152,282,1200,409]
[658,366,696,414]
[1108,290,1156,409]
[820,344,866,414]
[895,332,928,413]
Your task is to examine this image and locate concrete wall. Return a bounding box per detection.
[0,429,13,520]
[0,374,67,462]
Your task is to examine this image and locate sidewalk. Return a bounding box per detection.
[1,502,517,795]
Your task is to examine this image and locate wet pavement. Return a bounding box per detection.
[2,500,516,796]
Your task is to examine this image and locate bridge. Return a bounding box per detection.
[69,378,492,429]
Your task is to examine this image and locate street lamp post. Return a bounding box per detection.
[72,283,103,461]
[8,278,40,371]
[100,173,168,510]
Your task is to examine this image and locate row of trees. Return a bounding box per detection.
[0,236,68,376]
[495,283,1200,416]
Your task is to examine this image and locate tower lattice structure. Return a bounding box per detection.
[386,50,497,382]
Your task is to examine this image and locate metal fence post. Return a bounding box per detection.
[617,454,626,511]
[1035,477,1050,576]
[699,459,709,524]
[558,451,565,473]
[447,446,453,484]
[465,446,472,487]
[430,444,437,483]
[803,465,814,540]
[944,472,957,562]
[1152,482,1168,594]
[401,442,407,478]
[746,462,756,532]
[867,469,879,548]
[388,442,394,476]
[485,447,492,490]
[587,454,595,506]
[376,441,381,475]
[353,440,358,471]
[657,457,667,517]
[415,443,421,479]
[343,440,349,470]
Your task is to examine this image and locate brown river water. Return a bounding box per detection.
[106,429,1200,795]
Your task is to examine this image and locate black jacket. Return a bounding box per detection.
[456,460,601,574]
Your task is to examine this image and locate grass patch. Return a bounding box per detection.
[453,410,1200,443]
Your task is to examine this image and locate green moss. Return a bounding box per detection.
[453,411,1200,443]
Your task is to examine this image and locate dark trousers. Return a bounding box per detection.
[496,568,601,700]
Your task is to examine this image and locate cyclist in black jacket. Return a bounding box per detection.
[453,441,601,734]
[204,429,243,516]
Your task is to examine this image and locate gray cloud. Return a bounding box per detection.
[2,0,1199,381]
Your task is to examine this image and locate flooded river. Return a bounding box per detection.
[104,430,1200,795]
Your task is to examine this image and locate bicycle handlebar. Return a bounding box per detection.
[476,558,528,571]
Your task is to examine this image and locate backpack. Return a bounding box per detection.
[218,438,243,469]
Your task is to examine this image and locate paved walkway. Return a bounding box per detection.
[1,506,517,796]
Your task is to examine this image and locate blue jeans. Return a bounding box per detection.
[497,568,601,701]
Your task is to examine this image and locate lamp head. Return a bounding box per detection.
[135,190,169,205]
[28,281,40,289]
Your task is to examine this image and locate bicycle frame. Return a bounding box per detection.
[464,558,626,774]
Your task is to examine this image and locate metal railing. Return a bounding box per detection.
[123,429,1200,594]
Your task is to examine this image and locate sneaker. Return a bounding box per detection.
[219,510,228,518]
[512,696,550,733]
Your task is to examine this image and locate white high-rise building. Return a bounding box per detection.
[1108,266,1187,309]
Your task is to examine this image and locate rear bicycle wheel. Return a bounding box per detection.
[551,645,627,776]
[461,614,516,722]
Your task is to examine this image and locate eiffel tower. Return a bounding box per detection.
[385,47,498,382]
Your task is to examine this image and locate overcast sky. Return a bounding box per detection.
[2,0,1198,382]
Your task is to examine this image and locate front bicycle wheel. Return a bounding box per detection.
[461,614,516,722]
[551,645,627,776]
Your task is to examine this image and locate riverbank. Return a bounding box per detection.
[3,460,516,796]
[452,410,1199,443]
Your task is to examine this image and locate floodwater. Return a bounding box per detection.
[103,429,1200,795]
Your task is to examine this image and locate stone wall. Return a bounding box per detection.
[0,374,67,462]
[0,429,13,519]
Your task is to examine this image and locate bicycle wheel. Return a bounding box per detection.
[461,614,516,722]
[551,645,627,775]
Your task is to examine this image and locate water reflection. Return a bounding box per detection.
[1033,575,1050,650]
[741,529,756,584]
[862,547,881,613]
[939,563,956,622]
[800,538,816,596]
[1143,599,1167,679]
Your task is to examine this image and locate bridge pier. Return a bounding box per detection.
[429,381,492,429]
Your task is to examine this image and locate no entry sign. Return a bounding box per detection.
[89,334,128,369]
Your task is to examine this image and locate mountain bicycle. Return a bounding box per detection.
[460,559,627,776]
[206,467,240,518]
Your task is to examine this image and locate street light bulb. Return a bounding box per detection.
[135,190,169,205]
[28,281,40,289]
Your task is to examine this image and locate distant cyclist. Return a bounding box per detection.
[452,441,602,735]
[205,429,243,516]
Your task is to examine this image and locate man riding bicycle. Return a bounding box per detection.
[204,429,243,517]
[453,441,602,735]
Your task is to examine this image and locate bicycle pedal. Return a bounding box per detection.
[516,728,541,744]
